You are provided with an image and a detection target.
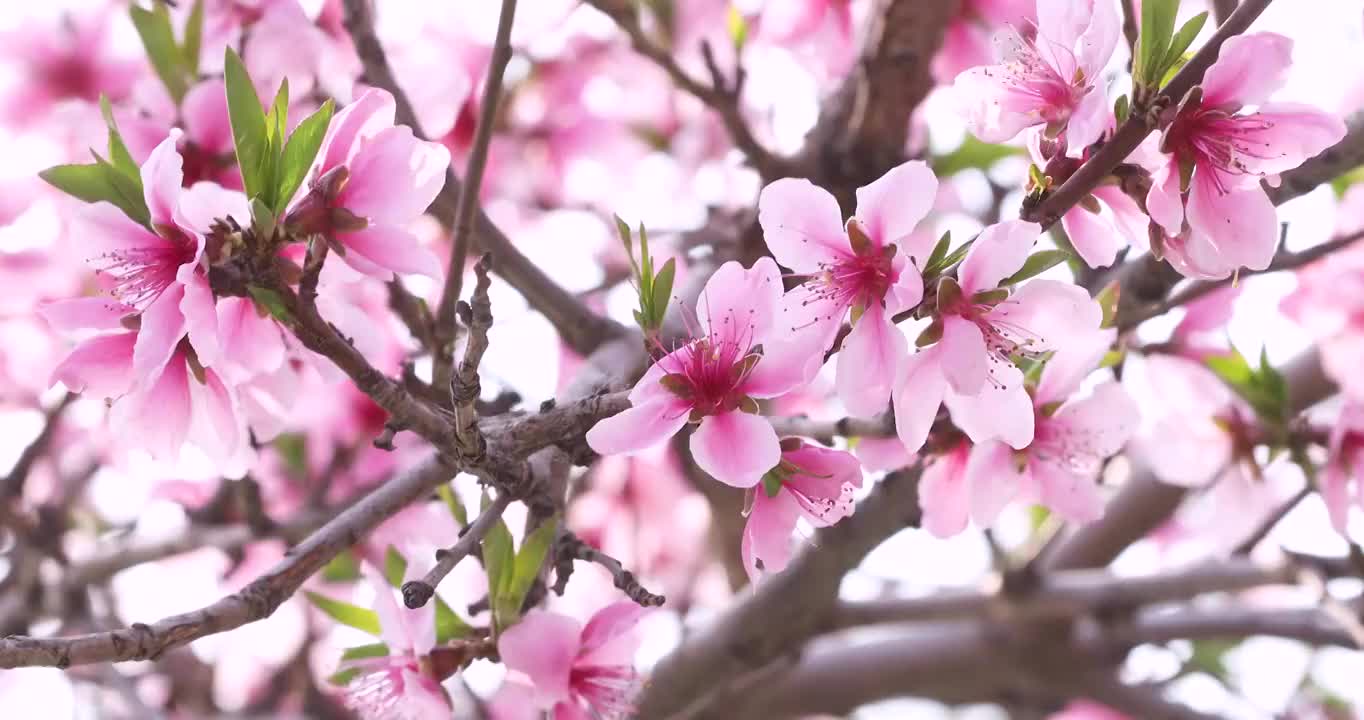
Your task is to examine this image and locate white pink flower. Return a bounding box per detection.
[742,439,862,579]
[759,161,934,417]
[1146,33,1347,279]
[954,0,1120,150]
[586,258,818,488]
[341,567,451,720]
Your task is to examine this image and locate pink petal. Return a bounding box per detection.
[957,219,1038,293]
[1062,203,1121,269]
[217,297,286,379]
[336,225,443,280]
[757,178,848,273]
[918,444,972,537]
[954,66,1049,144]
[888,261,925,315]
[1321,460,1352,534]
[1065,85,1108,151]
[892,347,947,454]
[1186,177,1277,273]
[854,161,938,249]
[76,203,166,259]
[945,371,1035,449]
[854,436,913,472]
[783,444,863,499]
[1132,416,1231,487]
[689,411,781,488]
[51,332,137,397]
[115,356,192,459]
[1093,184,1148,248]
[742,490,801,579]
[695,258,783,343]
[338,127,450,226]
[140,129,185,228]
[776,283,844,351]
[182,79,232,153]
[1048,381,1140,458]
[498,611,581,707]
[180,272,219,368]
[1201,33,1294,109]
[317,88,397,174]
[579,601,648,661]
[1031,459,1105,523]
[939,315,987,395]
[1236,103,1348,177]
[585,399,690,457]
[1145,160,1184,238]
[176,181,249,235]
[132,283,187,381]
[1074,0,1120,79]
[187,366,241,462]
[836,304,907,417]
[39,298,135,334]
[743,334,824,399]
[1036,328,1116,405]
[1036,0,1089,49]
[990,279,1102,351]
[963,441,1024,526]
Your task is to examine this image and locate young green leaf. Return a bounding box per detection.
[224,48,270,202]
[1000,249,1071,285]
[481,497,515,629]
[321,549,361,582]
[275,99,334,213]
[435,602,472,642]
[1113,94,1130,125]
[92,152,153,227]
[928,238,975,275]
[437,484,468,526]
[99,96,140,180]
[498,518,558,625]
[303,591,382,635]
[650,258,676,329]
[181,0,205,78]
[246,284,293,323]
[40,164,119,206]
[1158,11,1207,86]
[129,2,190,103]
[340,643,390,662]
[383,546,407,587]
[931,136,1025,177]
[923,230,952,274]
[614,214,638,274]
[1136,0,1179,87]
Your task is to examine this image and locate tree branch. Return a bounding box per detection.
[401,490,512,609]
[432,0,517,394]
[341,0,626,355]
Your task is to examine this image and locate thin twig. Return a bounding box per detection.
[433,0,518,395]
[1117,228,1364,331]
[1,393,73,501]
[769,414,895,443]
[401,491,513,609]
[451,255,494,460]
[553,529,665,607]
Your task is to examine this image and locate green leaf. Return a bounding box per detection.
[435,598,473,642]
[1160,52,1193,89]
[638,223,653,296]
[498,518,557,625]
[1001,250,1071,285]
[304,591,382,636]
[614,214,636,271]
[86,152,152,228]
[437,484,468,526]
[1159,12,1207,87]
[383,546,407,587]
[1096,281,1121,329]
[224,48,270,202]
[99,96,139,180]
[1114,94,1130,125]
[1331,166,1364,197]
[328,668,361,686]
[1098,349,1125,369]
[926,238,974,276]
[321,550,361,582]
[1258,347,1288,419]
[931,136,1025,177]
[129,2,189,104]
[181,0,205,78]
[1135,0,1179,87]
[1205,348,1288,426]
[40,164,118,205]
[761,472,783,498]
[649,258,676,329]
[246,284,293,323]
[923,230,952,274]
[481,495,515,630]
[273,432,308,477]
[275,99,334,213]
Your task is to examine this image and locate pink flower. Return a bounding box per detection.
[1129,354,1255,488]
[1322,402,1364,534]
[42,299,243,463]
[742,439,862,579]
[586,258,819,487]
[954,0,1120,149]
[74,131,233,381]
[287,88,448,281]
[918,438,973,537]
[759,161,934,417]
[932,0,1036,83]
[1146,33,1347,279]
[928,329,1137,533]
[1028,134,1146,269]
[341,567,451,720]
[498,601,648,720]
[0,9,140,128]
[760,0,852,44]
[1048,700,1129,720]
[892,220,1103,454]
[1281,212,1364,399]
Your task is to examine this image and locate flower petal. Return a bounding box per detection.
[945,369,1035,449]
[132,283,187,381]
[51,332,137,397]
[990,279,1102,351]
[690,411,780,488]
[757,178,848,273]
[854,160,938,249]
[695,257,783,344]
[963,440,1024,526]
[836,304,907,417]
[1049,381,1140,458]
[579,601,648,662]
[919,444,972,537]
[39,298,135,334]
[939,315,987,395]
[498,611,581,707]
[1201,33,1294,109]
[1035,327,1116,405]
[141,129,184,227]
[114,356,191,460]
[317,88,397,175]
[585,399,690,457]
[743,334,824,399]
[1062,203,1121,269]
[1145,160,1184,238]
[742,490,801,579]
[1186,177,1277,274]
[1031,459,1105,523]
[957,219,1038,293]
[1236,103,1348,177]
[338,126,450,226]
[893,347,947,454]
[180,272,219,368]
[336,225,444,281]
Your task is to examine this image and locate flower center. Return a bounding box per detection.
[1164,107,1277,195]
[93,226,197,309]
[991,29,1088,125]
[811,242,897,315]
[571,664,640,717]
[40,52,101,102]
[660,337,760,419]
